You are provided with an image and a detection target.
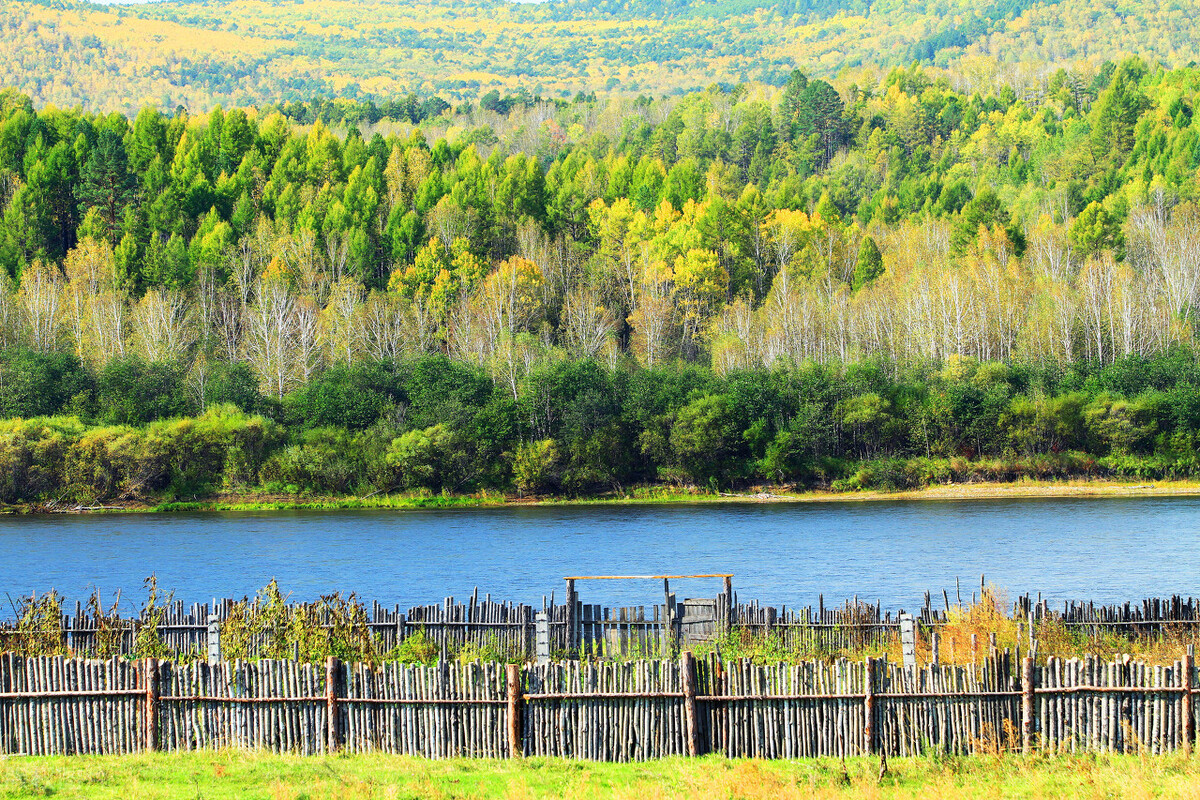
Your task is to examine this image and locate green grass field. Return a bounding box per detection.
[2,752,1199,799]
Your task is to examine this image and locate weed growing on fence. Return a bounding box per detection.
[219,580,383,664]
[455,633,526,664]
[85,587,126,658]
[0,590,64,656]
[925,584,1019,665]
[388,628,438,664]
[132,576,174,659]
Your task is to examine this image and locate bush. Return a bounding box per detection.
[203,361,263,413]
[97,356,190,424]
[260,427,364,494]
[386,423,468,490]
[0,349,94,418]
[0,417,84,502]
[282,362,402,430]
[668,393,745,484]
[512,439,559,495]
[61,405,281,500]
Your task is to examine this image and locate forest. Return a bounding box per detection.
[3,57,1200,502]
[4,0,1200,113]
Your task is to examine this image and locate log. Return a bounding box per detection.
[1185,649,1194,756]
[507,663,522,758]
[1022,655,1035,753]
[565,580,577,653]
[145,658,159,752]
[681,651,699,757]
[864,657,876,755]
[326,656,339,753]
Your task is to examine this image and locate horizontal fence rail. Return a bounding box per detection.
[1,651,1197,759]
[5,589,1200,660]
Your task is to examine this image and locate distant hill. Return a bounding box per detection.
[1,0,1199,111]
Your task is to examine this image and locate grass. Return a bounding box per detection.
[3,751,1200,799]
[35,477,1200,516]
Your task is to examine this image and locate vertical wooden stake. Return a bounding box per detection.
[681,650,700,757]
[326,656,340,753]
[722,576,733,636]
[565,579,577,652]
[864,657,876,755]
[1021,655,1035,754]
[662,579,673,656]
[507,663,523,758]
[144,657,159,752]
[1184,647,1194,756]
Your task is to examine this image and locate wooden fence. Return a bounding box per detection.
[1,650,1196,759]
[1018,594,1200,637]
[6,588,1200,661]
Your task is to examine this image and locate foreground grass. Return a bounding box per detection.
[3,751,1200,799]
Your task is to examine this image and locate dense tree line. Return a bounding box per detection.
[0,62,1199,497]
[2,347,1200,503]
[0,61,1197,377]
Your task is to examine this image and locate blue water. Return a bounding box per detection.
[1,497,1197,616]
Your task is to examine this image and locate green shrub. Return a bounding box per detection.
[386,423,468,490]
[512,439,559,495]
[260,427,363,494]
[0,416,84,502]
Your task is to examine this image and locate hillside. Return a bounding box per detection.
[3,0,1200,112]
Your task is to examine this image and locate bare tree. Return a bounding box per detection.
[17,259,63,354]
[134,289,195,363]
[243,277,299,400]
[561,289,617,358]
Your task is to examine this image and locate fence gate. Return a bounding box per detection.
[680,598,719,644]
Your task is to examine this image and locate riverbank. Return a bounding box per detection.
[15,477,1200,514]
[1,752,1196,799]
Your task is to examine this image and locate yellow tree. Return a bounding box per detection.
[627,257,676,368]
[62,237,126,366]
[673,248,728,357]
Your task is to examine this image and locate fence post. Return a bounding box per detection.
[144,657,159,752]
[1185,646,1194,756]
[326,655,340,753]
[681,650,700,757]
[535,612,550,665]
[662,579,673,655]
[899,613,916,671]
[864,657,876,755]
[507,663,523,758]
[1021,655,1035,754]
[565,579,577,652]
[722,576,733,636]
[206,614,220,664]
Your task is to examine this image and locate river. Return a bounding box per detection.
[2,496,1197,615]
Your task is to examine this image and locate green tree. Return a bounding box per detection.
[852,236,884,290]
[669,393,745,484]
[76,130,135,242]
